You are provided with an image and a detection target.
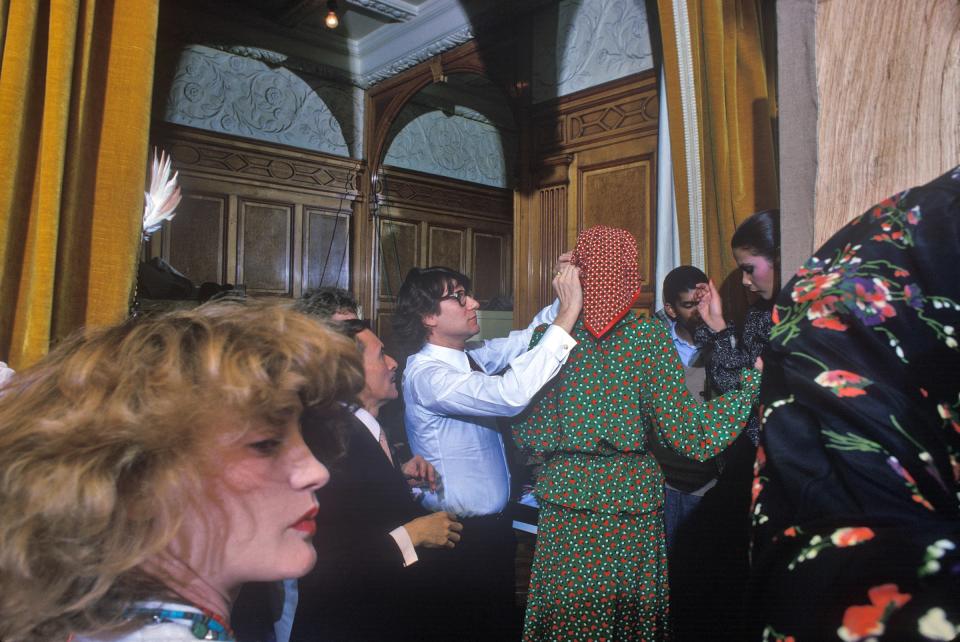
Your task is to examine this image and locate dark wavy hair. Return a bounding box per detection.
[662,265,708,306]
[296,287,359,319]
[392,267,471,349]
[731,209,780,264]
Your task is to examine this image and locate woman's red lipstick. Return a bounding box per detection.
[292,506,318,536]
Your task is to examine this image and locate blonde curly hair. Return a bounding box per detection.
[0,300,364,641]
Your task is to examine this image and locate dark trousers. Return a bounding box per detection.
[422,512,520,641]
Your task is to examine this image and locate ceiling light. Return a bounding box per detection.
[325,0,339,29]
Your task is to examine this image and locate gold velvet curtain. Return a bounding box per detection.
[657,0,779,278]
[0,0,158,368]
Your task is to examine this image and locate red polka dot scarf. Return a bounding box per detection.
[571,225,641,339]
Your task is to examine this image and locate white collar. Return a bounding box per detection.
[353,406,383,442]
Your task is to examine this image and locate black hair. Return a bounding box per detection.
[334,318,371,343]
[296,287,359,319]
[393,267,471,349]
[662,265,708,306]
[731,209,780,264]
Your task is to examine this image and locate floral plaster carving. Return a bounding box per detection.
[532,0,653,103]
[359,26,475,87]
[162,45,364,158]
[383,105,516,188]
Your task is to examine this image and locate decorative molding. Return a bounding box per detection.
[359,26,475,87]
[160,45,364,157]
[532,72,658,154]
[532,0,654,103]
[156,124,363,199]
[378,168,511,222]
[349,0,418,22]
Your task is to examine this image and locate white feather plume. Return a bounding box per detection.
[142,148,182,236]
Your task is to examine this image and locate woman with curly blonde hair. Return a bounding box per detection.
[0,300,365,642]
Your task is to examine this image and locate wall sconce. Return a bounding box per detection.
[325,0,339,29]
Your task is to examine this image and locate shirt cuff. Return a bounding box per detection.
[541,324,577,357]
[390,526,419,567]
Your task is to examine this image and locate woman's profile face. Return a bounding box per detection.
[174,415,329,592]
[733,246,777,301]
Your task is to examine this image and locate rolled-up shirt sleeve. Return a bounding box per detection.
[408,324,576,418]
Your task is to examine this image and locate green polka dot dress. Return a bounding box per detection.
[514,316,760,641]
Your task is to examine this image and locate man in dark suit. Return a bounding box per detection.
[290,318,463,642]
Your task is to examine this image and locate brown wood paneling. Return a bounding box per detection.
[517,71,660,316]
[304,209,350,291]
[238,200,293,295]
[538,185,567,305]
[166,193,226,285]
[151,124,363,303]
[428,226,465,274]
[378,219,418,301]
[472,233,507,303]
[580,158,653,290]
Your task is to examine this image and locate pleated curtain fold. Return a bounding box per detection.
[0,0,158,368]
[656,0,779,279]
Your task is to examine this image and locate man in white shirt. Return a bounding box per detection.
[393,258,582,638]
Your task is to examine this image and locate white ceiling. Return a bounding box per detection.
[165,0,548,87]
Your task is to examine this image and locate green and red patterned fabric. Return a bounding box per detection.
[515,315,760,640]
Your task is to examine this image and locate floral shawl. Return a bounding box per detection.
[751,166,960,641]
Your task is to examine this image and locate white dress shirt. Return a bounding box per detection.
[402,302,575,517]
[353,407,418,567]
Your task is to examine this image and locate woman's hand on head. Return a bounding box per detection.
[695,280,727,332]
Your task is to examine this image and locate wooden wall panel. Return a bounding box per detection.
[378,219,418,301]
[149,123,362,303]
[374,167,513,340]
[428,226,465,274]
[473,233,508,304]
[517,71,659,317]
[238,201,293,295]
[814,0,960,244]
[579,159,653,292]
[538,185,567,305]
[166,194,226,285]
[304,209,350,291]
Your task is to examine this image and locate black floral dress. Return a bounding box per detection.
[751,166,960,641]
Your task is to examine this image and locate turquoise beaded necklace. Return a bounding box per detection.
[127,603,234,641]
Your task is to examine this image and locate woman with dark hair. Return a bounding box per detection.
[696,208,780,436]
[0,301,364,642]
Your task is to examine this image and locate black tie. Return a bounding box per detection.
[466,353,483,373]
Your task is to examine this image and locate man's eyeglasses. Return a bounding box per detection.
[440,290,472,307]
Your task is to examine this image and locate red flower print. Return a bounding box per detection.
[814,370,872,397]
[813,316,849,331]
[792,272,842,303]
[837,584,911,641]
[830,527,875,547]
[783,527,797,537]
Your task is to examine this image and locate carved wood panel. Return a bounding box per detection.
[473,232,509,304]
[516,70,659,319]
[427,226,466,274]
[149,124,358,301]
[303,208,350,291]
[237,200,294,295]
[538,185,567,305]
[166,193,226,285]
[378,218,418,301]
[580,158,654,297]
